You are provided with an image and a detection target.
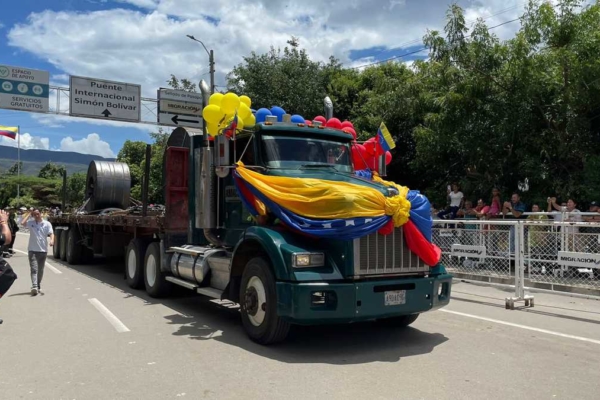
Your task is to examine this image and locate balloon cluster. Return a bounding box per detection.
[351,137,392,171]
[202,92,256,137]
[308,115,392,171]
[254,106,309,124]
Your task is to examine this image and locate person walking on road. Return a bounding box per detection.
[7,211,19,255]
[21,209,54,296]
[0,209,17,324]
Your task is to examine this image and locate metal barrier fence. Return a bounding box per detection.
[432,216,600,308]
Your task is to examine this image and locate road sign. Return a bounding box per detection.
[158,112,203,128]
[70,76,141,122]
[157,88,204,129]
[0,65,49,113]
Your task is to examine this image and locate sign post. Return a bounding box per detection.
[157,88,204,129]
[0,65,49,113]
[69,76,141,122]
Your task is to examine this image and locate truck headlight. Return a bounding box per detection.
[292,252,325,268]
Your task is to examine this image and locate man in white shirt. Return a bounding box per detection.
[21,209,54,296]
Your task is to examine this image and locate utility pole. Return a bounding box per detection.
[186,35,215,94]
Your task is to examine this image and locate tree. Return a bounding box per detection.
[6,161,22,175]
[227,37,341,118]
[117,140,147,200]
[166,75,197,92]
[66,172,86,207]
[38,162,66,180]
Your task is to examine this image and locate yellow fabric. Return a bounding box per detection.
[236,163,411,226]
[0,126,18,133]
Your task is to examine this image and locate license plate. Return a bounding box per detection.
[384,290,406,306]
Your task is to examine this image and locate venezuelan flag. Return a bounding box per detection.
[233,163,442,265]
[0,126,18,140]
[377,122,395,152]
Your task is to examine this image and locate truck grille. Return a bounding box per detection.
[353,227,430,276]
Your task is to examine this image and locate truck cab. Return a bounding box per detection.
[158,120,452,344]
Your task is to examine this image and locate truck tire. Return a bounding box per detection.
[125,239,148,289]
[66,227,83,265]
[60,229,69,261]
[53,230,62,259]
[144,242,172,298]
[239,257,290,345]
[377,314,419,328]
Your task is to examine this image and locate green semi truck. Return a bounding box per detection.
[49,85,452,344]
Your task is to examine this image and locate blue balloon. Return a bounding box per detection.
[255,108,272,123]
[270,106,286,122]
[290,114,305,123]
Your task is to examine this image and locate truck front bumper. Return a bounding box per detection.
[276,271,452,325]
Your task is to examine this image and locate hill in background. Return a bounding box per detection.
[0,145,115,176]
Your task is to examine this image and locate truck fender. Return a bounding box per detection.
[226,226,290,303]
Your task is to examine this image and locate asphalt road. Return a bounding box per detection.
[1,232,599,400]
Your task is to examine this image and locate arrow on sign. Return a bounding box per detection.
[171,115,199,125]
[101,109,112,118]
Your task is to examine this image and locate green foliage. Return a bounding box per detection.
[38,162,65,180]
[66,172,87,206]
[0,175,61,208]
[227,37,342,118]
[6,161,22,175]
[167,75,197,92]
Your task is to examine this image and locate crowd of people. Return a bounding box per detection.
[433,184,600,223]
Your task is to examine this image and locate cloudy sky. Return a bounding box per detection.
[0,0,535,157]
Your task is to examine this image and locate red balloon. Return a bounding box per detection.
[343,127,357,140]
[208,135,214,141]
[385,151,392,165]
[351,144,368,170]
[304,119,312,125]
[341,120,354,129]
[325,118,343,129]
[313,115,327,124]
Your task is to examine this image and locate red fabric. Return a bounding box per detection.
[403,220,441,266]
[377,218,394,235]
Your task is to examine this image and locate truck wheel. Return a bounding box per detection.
[377,314,419,328]
[144,242,172,298]
[66,227,83,265]
[60,229,69,261]
[53,230,62,259]
[239,257,290,345]
[125,239,148,289]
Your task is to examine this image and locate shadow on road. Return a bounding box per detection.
[48,254,449,364]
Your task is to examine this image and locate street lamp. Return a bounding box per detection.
[186,35,215,94]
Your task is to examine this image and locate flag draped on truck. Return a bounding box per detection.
[233,162,441,266]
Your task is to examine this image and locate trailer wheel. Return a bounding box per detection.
[53,230,62,259]
[125,239,148,289]
[60,229,69,261]
[66,227,83,265]
[239,257,290,345]
[377,314,419,328]
[144,242,172,298]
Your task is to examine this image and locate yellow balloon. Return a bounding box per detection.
[209,93,223,106]
[236,117,245,131]
[244,113,256,127]
[239,95,251,108]
[238,102,251,120]
[207,122,219,136]
[202,104,224,125]
[221,92,240,115]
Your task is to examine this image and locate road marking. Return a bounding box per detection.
[13,249,62,274]
[88,298,130,333]
[440,309,600,345]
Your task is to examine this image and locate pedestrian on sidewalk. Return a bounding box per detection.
[0,209,17,325]
[21,209,54,296]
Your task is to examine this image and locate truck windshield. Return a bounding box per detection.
[261,135,352,172]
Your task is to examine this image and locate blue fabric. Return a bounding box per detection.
[407,190,433,241]
[354,169,373,179]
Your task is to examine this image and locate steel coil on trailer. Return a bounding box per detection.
[85,161,131,211]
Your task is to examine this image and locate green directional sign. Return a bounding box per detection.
[0,65,49,113]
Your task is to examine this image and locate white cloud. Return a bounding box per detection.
[6,1,530,106]
[0,133,50,150]
[60,133,116,158]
